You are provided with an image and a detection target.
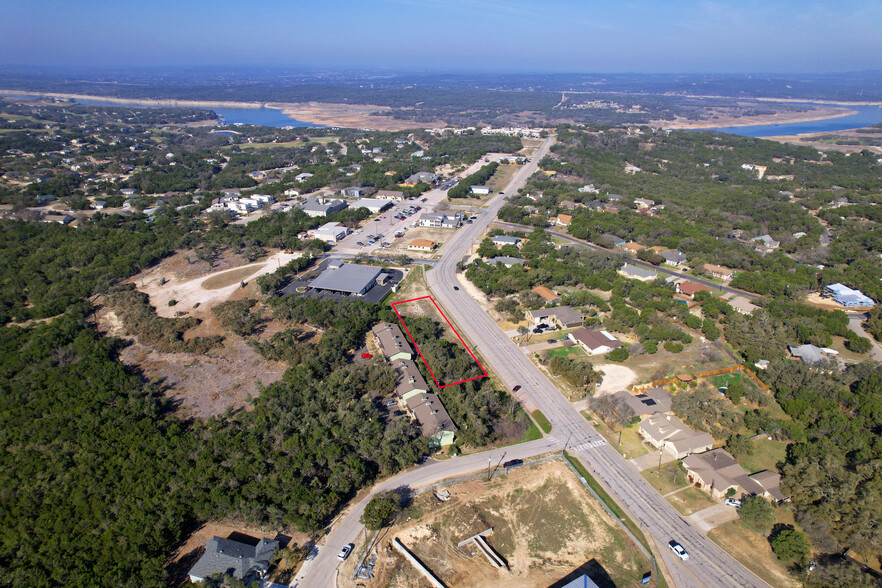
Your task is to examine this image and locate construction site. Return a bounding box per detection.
[340,460,653,588]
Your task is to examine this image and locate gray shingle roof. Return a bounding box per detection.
[188,536,278,582]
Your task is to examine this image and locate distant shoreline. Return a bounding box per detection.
[655,106,858,131]
[0,89,267,110]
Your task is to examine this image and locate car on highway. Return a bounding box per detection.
[512,385,521,392]
[724,498,742,507]
[337,543,354,561]
[453,286,459,291]
[668,540,689,560]
[361,352,372,359]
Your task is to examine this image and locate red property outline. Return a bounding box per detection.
[391,295,488,388]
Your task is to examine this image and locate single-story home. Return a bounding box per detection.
[788,344,832,366]
[634,197,654,209]
[553,214,573,226]
[703,264,734,280]
[682,448,787,502]
[613,387,672,419]
[676,282,712,298]
[601,233,627,247]
[531,285,561,304]
[408,238,436,251]
[619,263,658,282]
[492,235,521,247]
[295,172,314,182]
[638,413,714,459]
[751,234,780,249]
[729,296,759,315]
[375,189,405,201]
[620,241,645,255]
[568,328,622,356]
[488,256,525,268]
[341,186,368,198]
[526,305,585,328]
[661,250,687,266]
[188,536,279,584]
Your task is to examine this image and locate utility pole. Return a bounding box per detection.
[657,444,665,473]
[487,456,492,481]
[563,431,572,454]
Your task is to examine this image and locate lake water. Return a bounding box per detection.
[4,93,323,127]
[713,101,882,137]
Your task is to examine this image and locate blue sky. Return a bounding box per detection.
[2,0,880,73]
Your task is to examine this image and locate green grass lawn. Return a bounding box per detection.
[594,422,649,459]
[739,438,788,474]
[531,409,552,433]
[668,487,715,515]
[641,461,689,495]
[546,345,586,359]
[519,420,542,442]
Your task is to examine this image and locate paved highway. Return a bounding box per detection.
[424,136,768,587]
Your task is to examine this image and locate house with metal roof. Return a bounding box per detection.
[188,536,279,584]
[492,235,521,247]
[618,263,658,282]
[638,413,714,459]
[488,256,525,268]
[351,198,392,214]
[301,197,348,218]
[751,234,780,249]
[824,283,875,308]
[471,185,492,195]
[788,344,828,366]
[404,171,438,185]
[372,322,412,361]
[309,264,382,295]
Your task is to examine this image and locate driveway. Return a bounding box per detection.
[689,503,740,533]
[848,314,882,361]
[629,450,678,472]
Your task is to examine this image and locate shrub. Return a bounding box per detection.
[664,341,684,353]
[607,347,629,362]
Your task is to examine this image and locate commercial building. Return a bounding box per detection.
[301,197,348,218]
[404,171,439,185]
[375,189,405,201]
[308,221,349,243]
[408,239,436,251]
[351,198,392,214]
[471,185,491,195]
[418,213,462,228]
[308,263,382,296]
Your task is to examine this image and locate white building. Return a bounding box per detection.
[308,222,349,243]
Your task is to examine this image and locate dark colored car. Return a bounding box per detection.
[512,385,521,392]
[453,286,459,291]
[503,459,523,468]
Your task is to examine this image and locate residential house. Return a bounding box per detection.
[526,306,585,328]
[91,200,107,210]
[559,200,579,210]
[283,188,301,197]
[568,328,622,356]
[620,242,645,255]
[613,387,672,419]
[471,185,492,195]
[187,536,278,584]
[301,197,348,218]
[661,250,687,266]
[788,344,831,366]
[676,282,712,298]
[703,264,734,280]
[634,197,654,209]
[577,184,599,194]
[682,448,787,502]
[492,235,521,247]
[404,171,438,186]
[553,214,573,226]
[418,213,462,228]
[751,234,780,249]
[372,322,413,361]
[824,283,875,308]
[602,233,627,247]
[294,172,314,182]
[340,186,368,198]
[531,285,561,305]
[619,263,658,282]
[488,256,525,268]
[408,239,436,251]
[638,413,714,459]
[728,296,759,315]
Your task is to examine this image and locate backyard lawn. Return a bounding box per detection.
[546,346,586,359]
[739,438,789,474]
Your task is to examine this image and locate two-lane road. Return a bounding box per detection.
[426,136,768,587]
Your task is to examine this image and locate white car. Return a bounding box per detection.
[725,498,742,507]
[337,543,354,561]
[669,540,689,560]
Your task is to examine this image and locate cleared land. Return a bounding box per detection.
[709,514,800,588]
[339,460,653,588]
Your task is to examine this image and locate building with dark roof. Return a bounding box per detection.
[309,264,382,295]
[682,448,787,502]
[393,358,429,400]
[404,171,439,185]
[488,256,525,268]
[372,322,412,361]
[188,536,278,584]
[568,328,622,355]
[613,387,672,419]
[301,197,348,218]
[404,392,456,447]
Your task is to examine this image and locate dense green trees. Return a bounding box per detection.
[360,493,401,531]
[448,162,498,198]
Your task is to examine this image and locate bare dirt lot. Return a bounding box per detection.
[274,101,445,131]
[343,460,650,588]
[93,249,296,419]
